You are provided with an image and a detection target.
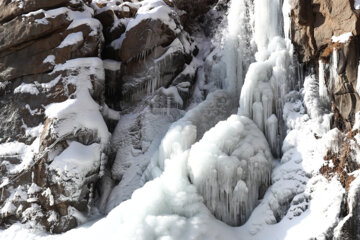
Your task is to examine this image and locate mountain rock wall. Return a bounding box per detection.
[290,0,360,128]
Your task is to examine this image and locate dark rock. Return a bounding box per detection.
[0,0,70,23]
[119,19,176,63]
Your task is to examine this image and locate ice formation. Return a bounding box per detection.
[223,0,255,99]
[318,60,329,101]
[232,0,296,157]
[188,115,272,226]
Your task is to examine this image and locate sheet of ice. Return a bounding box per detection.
[254,0,283,51]
[105,107,184,213]
[238,36,294,156]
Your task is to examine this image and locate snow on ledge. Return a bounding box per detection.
[332,32,353,43]
[50,141,101,180]
[57,32,84,49]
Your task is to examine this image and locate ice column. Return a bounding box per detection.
[356,61,360,95]
[319,60,329,101]
[223,0,255,101]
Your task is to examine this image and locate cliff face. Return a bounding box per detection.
[290,1,360,238]
[0,0,222,233]
[0,0,109,233]
[290,0,360,129]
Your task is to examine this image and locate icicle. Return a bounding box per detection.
[318,60,328,101]
[329,49,339,92]
[262,88,273,122]
[253,102,264,131]
[223,0,255,102]
[166,96,171,116]
[88,183,94,214]
[356,61,360,95]
[265,114,279,157]
[99,153,107,178]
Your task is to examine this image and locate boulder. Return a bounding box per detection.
[0,0,71,23]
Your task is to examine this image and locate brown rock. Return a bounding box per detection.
[119,19,176,63]
[172,0,218,26]
[0,21,102,81]
[291,0,360,126]
[0,0,70,23]
[0,9,71,53]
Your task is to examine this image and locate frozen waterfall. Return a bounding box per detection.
[223,0,255,100]
[188,115,272,226]
[233,0,297,157]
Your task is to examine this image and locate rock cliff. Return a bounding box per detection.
[290,0,360,128]
[0,0,220,232]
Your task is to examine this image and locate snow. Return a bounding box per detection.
[103,59,121,71]
[355,0,360,10]
[126,0,177,33]
[49,142,101,203]
[27,183,41,195]
[100,104,120,121]
[50,142,101,179]
[41,188,54,206]
[14,83,40,95]
[43,55,55,65]
[57,32,84,48]
[45,58,110,146]
[332,32,353,43]
[0,138,41,176]
[0,142,27,157]
[159,86,183,107]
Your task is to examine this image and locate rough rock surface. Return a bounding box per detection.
[0,1,108,233]
[0,0,215,233]
[290,0,360,128]
[291,1,360,238]
[93,0,194,106]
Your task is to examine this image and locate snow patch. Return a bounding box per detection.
[332,32,353,43]
[57,32,84,48]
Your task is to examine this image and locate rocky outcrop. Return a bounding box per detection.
[0,1,108,233]
[291,1,360,238]
[93,0,195,107]
[290,0,360,128]
[0,0,219,233]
